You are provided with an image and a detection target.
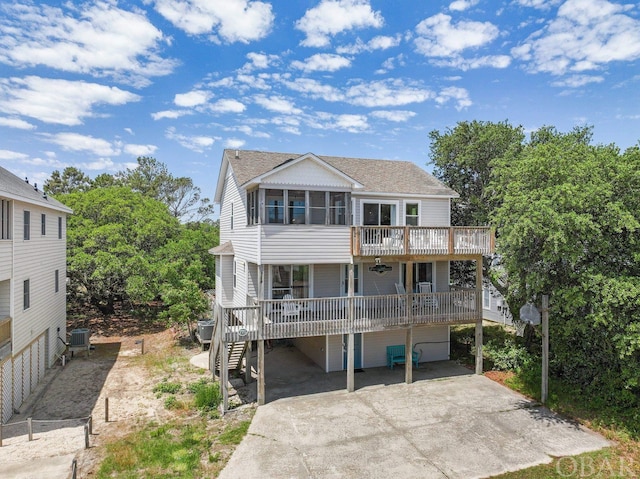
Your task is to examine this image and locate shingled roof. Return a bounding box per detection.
[222,149,457,197]
[0,166,72,213]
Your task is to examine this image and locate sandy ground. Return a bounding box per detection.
[0,329,189,478]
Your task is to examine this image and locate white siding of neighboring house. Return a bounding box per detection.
[12,200,67,367]
[0,241,10,280]
[247,262,259,299]
[219,168,258,264]
[260,226,351,264]
[0,280,9,317]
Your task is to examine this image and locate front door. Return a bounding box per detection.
[343,333,362,369]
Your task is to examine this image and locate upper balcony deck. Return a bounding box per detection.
[351,226,494,259]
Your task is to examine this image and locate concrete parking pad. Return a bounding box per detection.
[220,346,610,479]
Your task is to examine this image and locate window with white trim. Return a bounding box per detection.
[24,210,30,240]
[230,202,234,230]
[246,189,259,225]
[55,270,59,293]
[58,217,62,239]
[265,189,349,225]
[405,203,419,226]
[1,199,11,239]
[41,213,46,235]
[271,265,309,299]
[23,279,30,310]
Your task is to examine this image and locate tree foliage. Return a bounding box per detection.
[491,127,640,403]
[428,120,525,287]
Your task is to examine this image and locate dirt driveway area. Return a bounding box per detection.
[0,329,182,478]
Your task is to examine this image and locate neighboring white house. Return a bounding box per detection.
[0,167,72,423]
[211,150,494,409]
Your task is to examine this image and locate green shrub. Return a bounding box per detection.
[164,395,180,409]
[189,380,222,412]
[484,338,535,371]
[153,380,181,396]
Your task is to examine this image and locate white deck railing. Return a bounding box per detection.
[351,226,493,257]
[221,290,481,342]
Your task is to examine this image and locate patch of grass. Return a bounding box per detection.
[153,380,181,396]
[97,421,211,479]
[217,420,250,446]
[189,379,222,413]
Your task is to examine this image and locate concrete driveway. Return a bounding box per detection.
[221,346,610,479]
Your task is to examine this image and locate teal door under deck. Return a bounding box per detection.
[343,333,362,369]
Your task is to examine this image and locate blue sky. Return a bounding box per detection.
[1,0,639,211]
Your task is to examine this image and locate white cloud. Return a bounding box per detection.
[295,0,383,47]
[449,0,479,12]
[165,127,215,152]
[43,132,121,156]
[124,128,134,135]
[240,52,278,72]
[282,78,345,102]
[512,0,640,75]
[174,90,209,107]
[0,149,29,160]
[514,0,562,8]
[154,0,274,43]
[435,86,472,110]
[433,54,512,70]
[550,75,604,88]
[0,77,139,126]
[151,110,190,120]
[415,13,500,57]
[210,99,246,113]
[236,74,272,90]
[0,117,36,130]
[291,53,351,72]
[345,79,433,107]
[370,110,416,122]
[307,112,369,133]
[0,2,176,87]
[375,54,406,74]
[254,95,302,114]
[337,35,401,54]
[225,138,246,148]
[124,144,158,156]
[228,125,271,138]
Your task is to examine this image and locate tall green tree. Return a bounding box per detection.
[428,120,525,288]
[62,187,182,314]
[491,127,640,402]
[44,167,91,195]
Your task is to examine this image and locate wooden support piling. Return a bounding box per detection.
[27,417,33,441]
[105,397,109,423]
[541,294,549,404]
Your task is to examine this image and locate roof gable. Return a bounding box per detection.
[246,153,363,189]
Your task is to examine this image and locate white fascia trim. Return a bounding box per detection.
[353,191,459,199]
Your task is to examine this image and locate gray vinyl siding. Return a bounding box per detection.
[421,198,450,227]
[435,261,449,292]
[217,256,234,306]
[361,325,449,368]
[233,258,248,308]
[312,264,341,297]
[352,196,450,227]
[247,262,259,299]
[361,261,400,296]
[327,335,343,372]
[12,200,67,367]
[260,226,351,264]
[219,169,258,264]
[293,336,327,371]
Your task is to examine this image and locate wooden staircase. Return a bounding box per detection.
[209,309,248,374]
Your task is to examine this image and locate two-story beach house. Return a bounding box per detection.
[0,167,72,423]
[211,150,493,410]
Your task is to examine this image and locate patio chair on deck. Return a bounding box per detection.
[418,282,438,308]
[282,294,301,320]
